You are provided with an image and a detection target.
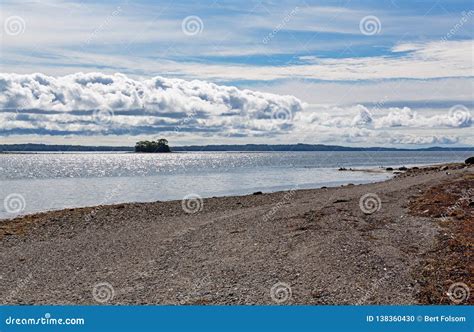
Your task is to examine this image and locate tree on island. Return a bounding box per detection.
[135,138,171,153]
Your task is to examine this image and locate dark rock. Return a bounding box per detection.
[338,167,347,171]
[386,167,393,171]
[334,199,350,203]
[253,191,263,195]
[465,157,474,164]
[398,166,408,171]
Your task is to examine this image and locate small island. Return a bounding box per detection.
[135,138,171,153]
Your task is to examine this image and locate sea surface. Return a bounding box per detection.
[0,151,472,219]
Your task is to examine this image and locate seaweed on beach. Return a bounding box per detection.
[409,174,473,305]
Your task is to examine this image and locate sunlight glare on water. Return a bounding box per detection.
[0,151,471,218]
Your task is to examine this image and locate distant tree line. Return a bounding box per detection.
[1,143,473,153]
[0,144,133,152]
[135,139,171,153]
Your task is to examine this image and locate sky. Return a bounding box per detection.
[0,0,473,147]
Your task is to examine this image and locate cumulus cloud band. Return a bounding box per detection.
[0,72,471,146]
[0,72,303,136]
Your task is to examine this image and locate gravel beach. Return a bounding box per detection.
[1,164,472,305]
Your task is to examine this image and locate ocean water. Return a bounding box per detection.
[0,150,472,219]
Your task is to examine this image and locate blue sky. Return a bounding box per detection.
[0,0,473,146]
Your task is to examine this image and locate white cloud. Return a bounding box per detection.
[351,107,373,127]
[387,135,460,145]
[0,72,303,136]
[0,72,471,147]
[373,107,472,128]
[286,104,471,146]
[253,77,473,106]
[301,105,472,129]
[2,38,472,82]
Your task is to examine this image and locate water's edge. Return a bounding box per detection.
[1,167,395,221]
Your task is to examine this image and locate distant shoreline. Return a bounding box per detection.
[1,143,474,153]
